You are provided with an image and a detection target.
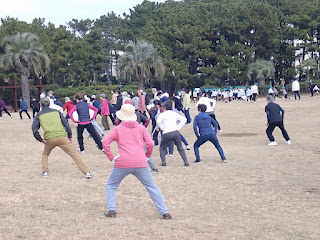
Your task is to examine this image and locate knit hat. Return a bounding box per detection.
[116,104,137,121]
[40,97,50,106]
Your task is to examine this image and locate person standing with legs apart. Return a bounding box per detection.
[157,101,189,167]
[182,89,192,124]
[103,104,172,220]
[69,93,104,154]
[193,104,226,163]
[31,97,93,178]
[0,98,12,119]
[18,97,31,120]
[265,96,291,146]
[292,79,301,101]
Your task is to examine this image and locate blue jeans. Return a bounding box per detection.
[106,167,169,215]
[184,109,191,124]
[194,134,226,161]
[112,104,117,119]
[294,91,301,100]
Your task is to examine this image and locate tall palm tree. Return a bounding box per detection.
[117,40,165,89]
[247,60,274,85]
[0,32,50,108]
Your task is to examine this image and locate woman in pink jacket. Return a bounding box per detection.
[102,104,172,220]
[137,90,147,115]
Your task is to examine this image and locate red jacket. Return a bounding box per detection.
[103,121,153,168]
[63,101,74,114]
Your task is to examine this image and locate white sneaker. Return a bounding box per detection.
[219,130,223,133]
[186,145,191,150]
[80,150,85,154]
[42,172,48,177]
[286,140,291,145]
[168,154,173,157]
[85,172,93,179]
[268,141,277,146]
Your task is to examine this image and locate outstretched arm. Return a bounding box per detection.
[211,117,218,134]
[193,117,200,138]
[280,107,285,121]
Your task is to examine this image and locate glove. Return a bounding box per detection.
[112,154,120,164]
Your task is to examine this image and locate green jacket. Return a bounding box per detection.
[32,106,72,142]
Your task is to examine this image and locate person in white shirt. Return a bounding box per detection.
[197,93,222,132]
[291,79,301,101]
[156,101,189,167]
[246,88,252,101]
[313,84,319,97]
[229,88,234,102]
[268,86,274,96]
[251,84,259,102]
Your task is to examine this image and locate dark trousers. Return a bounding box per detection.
[112,104,117,119]
[294,91,301,100]
[194,134,226,161]
[311,89,314,97]
[152,126,159,146]
[208,113,221,130]
[0,108,11,117]
[19,110,31,119]
[32,108,39,118]
[102,115,115,130]
[184,109,191,124]
[266,121,290,142]
[160,131,188,164]
[77,123,103,151]
[252,93,258,102]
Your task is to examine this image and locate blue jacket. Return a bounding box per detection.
[92,100,101,113]
[76,102,91,123]
[265,102,284,123]
[19,100,28,111]
[193,112,218,138]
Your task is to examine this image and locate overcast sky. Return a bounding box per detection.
[0,0,168,26]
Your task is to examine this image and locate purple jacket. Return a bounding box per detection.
[0,99,7,109]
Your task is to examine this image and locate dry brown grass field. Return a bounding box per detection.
[0,96,319,240]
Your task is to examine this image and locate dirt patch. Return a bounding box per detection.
[220,133,259,137]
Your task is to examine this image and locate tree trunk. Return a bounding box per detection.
[93,70,98,84]
[137,77,144,90]
[257,76,265,86]
[20,73,31,109]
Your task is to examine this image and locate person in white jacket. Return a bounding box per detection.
[197,93,222,132]
[156,100,189,167]
[292,79,301,101]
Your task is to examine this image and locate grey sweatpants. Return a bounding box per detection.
[106,167,169,215]
[160,130,188,164]
[144,144,157,170]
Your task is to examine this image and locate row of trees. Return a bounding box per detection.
[0,0,320,99]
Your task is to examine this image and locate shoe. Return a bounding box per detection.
[105,210,116,218]
[184,162,190,167]
[194,159,201,163]
[87,135,92,139]
[85,172,93,179]
[168,154,173,157]
[104,128,110,131]
[152,168,159,173]
[80,150,86,154]
[42,172,48,177]
[186,145,191,150]
[161,163,166,167]
[219,130,223,133]
[163,213,172,220]
[222,159,227,163]
[268,141,277,146]
[101,134,105,138]
[286,140,291,145]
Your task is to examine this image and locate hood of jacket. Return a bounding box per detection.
[121,120,139,128]
[197,112,211,120]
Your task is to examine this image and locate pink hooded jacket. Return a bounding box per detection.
[101,99,110,116]
[102,121,153,168]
